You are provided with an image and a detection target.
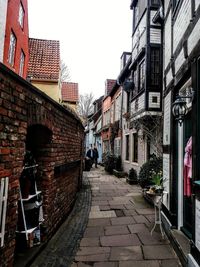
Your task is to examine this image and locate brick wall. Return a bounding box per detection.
[0,63,84,266]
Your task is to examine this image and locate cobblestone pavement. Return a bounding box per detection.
[31,167,182,267]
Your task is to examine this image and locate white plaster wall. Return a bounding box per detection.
[150,28,161,44]
[165,69,173,87]
[164,10,171,70]
[163,91,171,146]
[195,0,200,11]
[188,19,200,55]
[173,0,191,53]
[0,0,8,62]
[175,49,185,74]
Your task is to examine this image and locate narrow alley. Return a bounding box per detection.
[30,167,182,267]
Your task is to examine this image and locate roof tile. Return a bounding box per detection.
[61,82,79,102]
[28,38,60,81]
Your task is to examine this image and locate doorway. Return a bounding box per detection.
[182,111,192,238]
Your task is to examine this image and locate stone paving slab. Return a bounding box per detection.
[119,260,160,267]
[110,216,135,225]
[109,246,143,261]
[128,223,149,234]
[79,237,100,247]
[100,234,141,247]
[109,204,125,210]
[123,209,137,216]
[29,167,182,267]
[99,205,111,211]
[143,245,177,259]
[133,215,150,224]
[135,208,155,215]
[76,247,110,255]
[94,262,118,267]
[89,210,116,219]
[104,225,130,235]
[87,218,111,227]
[161,259,182,266]
[138,231,169,245]
[75,253,110,262]
[83,226,104,237]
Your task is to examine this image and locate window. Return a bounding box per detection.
[151,48,160,86]
[139,60,145,91]
[8,31,16,66]
[104,109,110,126]
[132,133,138,162]
[18,2,25,29]
[152,96,158,103]
[114,138,121,156]
[125,135,130,161]
[115,95,121,121]
[19,50,25,76]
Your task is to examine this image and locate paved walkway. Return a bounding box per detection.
[31,167,182,267]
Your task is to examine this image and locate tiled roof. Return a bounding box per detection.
[28,38,60,81]
[105,79,116,96]
[61,82,79,102]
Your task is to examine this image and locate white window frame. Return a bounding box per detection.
[18,2,25,29]
[8,31,16,66]
[114,137,121,157]
[19,50,25,76]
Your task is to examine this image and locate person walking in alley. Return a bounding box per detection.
[93,145,99,168]
[86,144,94,165]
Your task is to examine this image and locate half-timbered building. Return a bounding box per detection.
[122,0,163,173]
[162,0,200,266]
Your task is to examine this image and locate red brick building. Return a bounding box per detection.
[101,79,116,153]
[3,0,29,79]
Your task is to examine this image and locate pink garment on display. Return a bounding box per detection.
[183,136,192,197]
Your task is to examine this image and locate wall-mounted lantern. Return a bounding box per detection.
[123,79,135,93]
[172,88,194,126]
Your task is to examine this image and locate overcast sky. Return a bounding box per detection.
[28,0,132,99]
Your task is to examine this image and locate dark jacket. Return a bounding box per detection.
[86,149,93,159]
[93,148,99,159]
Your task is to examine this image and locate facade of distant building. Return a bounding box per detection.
[104,79,116,96]
[28,38,60,102]
[1,0,29,79]
[61,82,79,111]
[102,81,115,153]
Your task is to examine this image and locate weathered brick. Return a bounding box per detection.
[0,63,84,266]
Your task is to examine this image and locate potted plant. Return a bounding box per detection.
[126,168,138,185]
[138,156,162,188]
[148,171,163,195]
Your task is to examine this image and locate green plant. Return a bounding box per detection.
[104,153,117,174]
[138,156,162,188]
[151,171,162,186]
